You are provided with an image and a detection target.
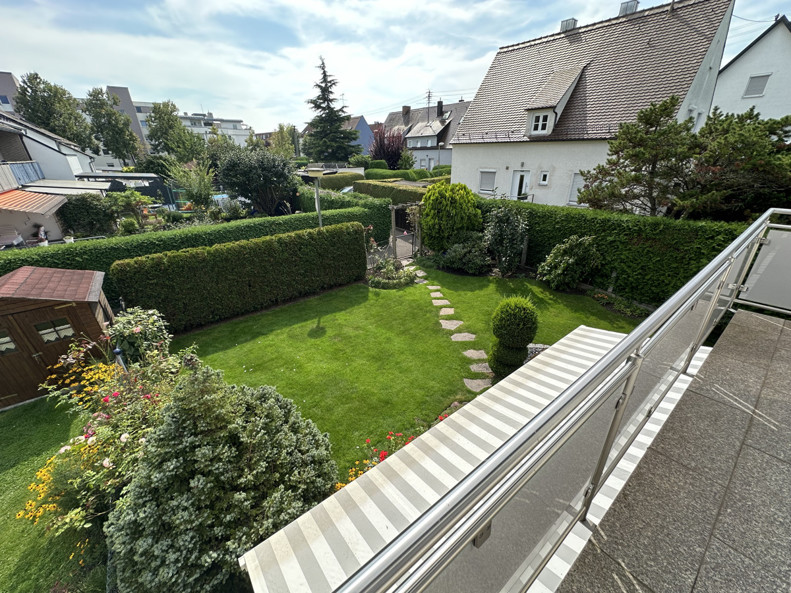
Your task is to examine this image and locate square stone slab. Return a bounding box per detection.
[430,292,444,298]
[464,378,491,392]
[415,270,427,277]
[415,279,428,284]
[440,320,463,330]
[427,285,441,290]
[432,299,451,306]
[470,362,492,373]
[451,332,476,341]
[463,349,487,359]
[439,308,454,316]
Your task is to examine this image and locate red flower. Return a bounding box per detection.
[143,394,151,400]
[102,396,110,403]
[379,450,388,462]
[386,435,392,440]
[365,438,371,444]
[395,433,403,437]
[112,391,120,398]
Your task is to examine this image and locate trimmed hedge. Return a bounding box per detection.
[476,199,747,305]
[364,168,432,181]
[0,208,380,304]
[353,180,428,205]
[110,223,366,332]
[297,189,390,243]
[369,160,388,170]
[315,172,364,191]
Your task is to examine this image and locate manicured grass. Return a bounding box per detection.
[173,271,639,472]
[0,398,86,593]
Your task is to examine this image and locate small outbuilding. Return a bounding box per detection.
[0,266,113,408]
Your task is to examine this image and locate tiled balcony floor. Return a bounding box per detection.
[557,310,791,593]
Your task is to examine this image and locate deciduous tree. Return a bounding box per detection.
[146,100,206,163]
[269,123,297,159]
[369,126,405,170]
[14,72,97,152]
[217,145,295,215]
[83,87,141,163]
[302,58,361,162]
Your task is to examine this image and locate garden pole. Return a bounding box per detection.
[391,205,397,259]
[314,178,323,228]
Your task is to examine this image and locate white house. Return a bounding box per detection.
[451,0,733,206]
[712,15,791,120]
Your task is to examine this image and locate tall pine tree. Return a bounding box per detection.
[302,58,361,163]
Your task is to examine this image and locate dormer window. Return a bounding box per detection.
[532,114,549,133]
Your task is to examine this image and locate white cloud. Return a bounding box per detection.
[1,0,786,133]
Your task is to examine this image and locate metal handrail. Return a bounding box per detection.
[336,207,790,593]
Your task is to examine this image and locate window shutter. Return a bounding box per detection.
[744,74,770,97]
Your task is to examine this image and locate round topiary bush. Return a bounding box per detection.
[490,337,529,367]
[491,296,539,348]
[421,182,482,251]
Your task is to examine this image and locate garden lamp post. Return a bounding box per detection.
[437,142,444,169]
[305,166,338,228]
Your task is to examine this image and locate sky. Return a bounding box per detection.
[0,0,786,134]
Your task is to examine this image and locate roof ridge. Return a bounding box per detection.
[498,0,714,53]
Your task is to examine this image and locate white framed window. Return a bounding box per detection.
[0,95,10,105]
[743,74,771,98]
[479,170,497,194]
[539,171,549,186]
[568,172,586,206]
[532,114,549,133]
[419,159,427,168]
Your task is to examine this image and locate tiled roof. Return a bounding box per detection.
[523,64,587,110]
[0,111,88,154]
[0,266,104,302]
[454,0,732,144]
[384,101,471,145]
[0,189,67,216]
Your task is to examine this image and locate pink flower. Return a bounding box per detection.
[112,391,120,398]
[102,396,110,403]
[102,458,113,469]
[143,394,151,400]
[133,326,142,334]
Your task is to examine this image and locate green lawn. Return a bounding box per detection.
[173,269,639,472]
[0,398,86,593]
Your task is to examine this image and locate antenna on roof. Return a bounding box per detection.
[426,89,433,122]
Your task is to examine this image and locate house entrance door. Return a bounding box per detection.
[510,170,530,200]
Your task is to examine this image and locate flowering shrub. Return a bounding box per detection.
[108,307,172,363]
[367,258,416,289]
[336,431,418,490]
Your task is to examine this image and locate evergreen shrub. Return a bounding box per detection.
[489,296,539,378]
[422,183,482,251]
[353,180,428,204]
[109,223,366,332]
[537,235,601,291]
[317,172,364,191]
[433,232,491,275]
[369,159,388,169]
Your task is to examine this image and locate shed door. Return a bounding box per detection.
[11,307,79,370]
[0,319,47,408]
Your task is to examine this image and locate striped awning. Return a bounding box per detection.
[0,189,67,216]
[240,325,625,593]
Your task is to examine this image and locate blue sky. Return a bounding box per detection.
[0,0,785,133]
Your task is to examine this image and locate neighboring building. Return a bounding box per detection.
[451,0,733,205]
[0,71,20,113]
[383,100,470,170]
[177,111,252,147]
[711,15,791,119]
[346,115,374,155]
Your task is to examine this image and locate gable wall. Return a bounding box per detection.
[712,23,791,119]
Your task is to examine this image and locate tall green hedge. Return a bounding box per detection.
[0,208,379,304]
[476,199,747,304]
[314,172,364,191]
[110,223,366,332]
[364,168,431,181]
[297,189,390,242]
[353,180,428,205]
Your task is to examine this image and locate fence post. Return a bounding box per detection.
[391,205,397,259]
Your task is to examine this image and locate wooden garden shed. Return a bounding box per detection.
[0,266,113,409]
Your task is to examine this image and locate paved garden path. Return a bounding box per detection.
[406,265,493,393]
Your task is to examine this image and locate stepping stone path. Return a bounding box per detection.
[464,378,492,392]
[451,333,476,342]
[470,362,492,373]
[412,271,493,396]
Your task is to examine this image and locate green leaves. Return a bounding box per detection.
[217,145,295,215]
[537,235,601,291]
[147,100,207,163]
[83,87,140,162]
[422,182,483,251]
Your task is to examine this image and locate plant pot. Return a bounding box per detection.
[64,236,75,243]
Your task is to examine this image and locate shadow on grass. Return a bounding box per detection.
[174,284,371,357]
[0,398,76,473]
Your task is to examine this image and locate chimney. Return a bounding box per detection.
[402,105,411,125]
[619,0,639,16]
[560,18,578,32]
[436,100,443,118]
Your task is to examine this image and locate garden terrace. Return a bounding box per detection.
[238,208,791,593]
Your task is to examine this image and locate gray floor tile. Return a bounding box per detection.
[593,449,724,593]
[688,354,766,411]
[763,349,791,392]
[557,538,657,593]
[709,322,779,369]
[692,536,789,593]
[745,387,791,463]
[729,310,785,335]
[712,445,791,583]
[776,327,791,351]
[650,389,750,486]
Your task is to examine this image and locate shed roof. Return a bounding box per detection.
[454,0,732,143]
[0,189,66,216]
[0,266,104,302]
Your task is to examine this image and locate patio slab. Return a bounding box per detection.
[451,333,476,342]
[439,308,454,316]
[440,320,463,330]
[432,299,451,306]
[464,378,492,392]
[463,350,487,359]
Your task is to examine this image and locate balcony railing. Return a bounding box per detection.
[240,207,791,593]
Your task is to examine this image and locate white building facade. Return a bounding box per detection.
[711,16,791,120]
